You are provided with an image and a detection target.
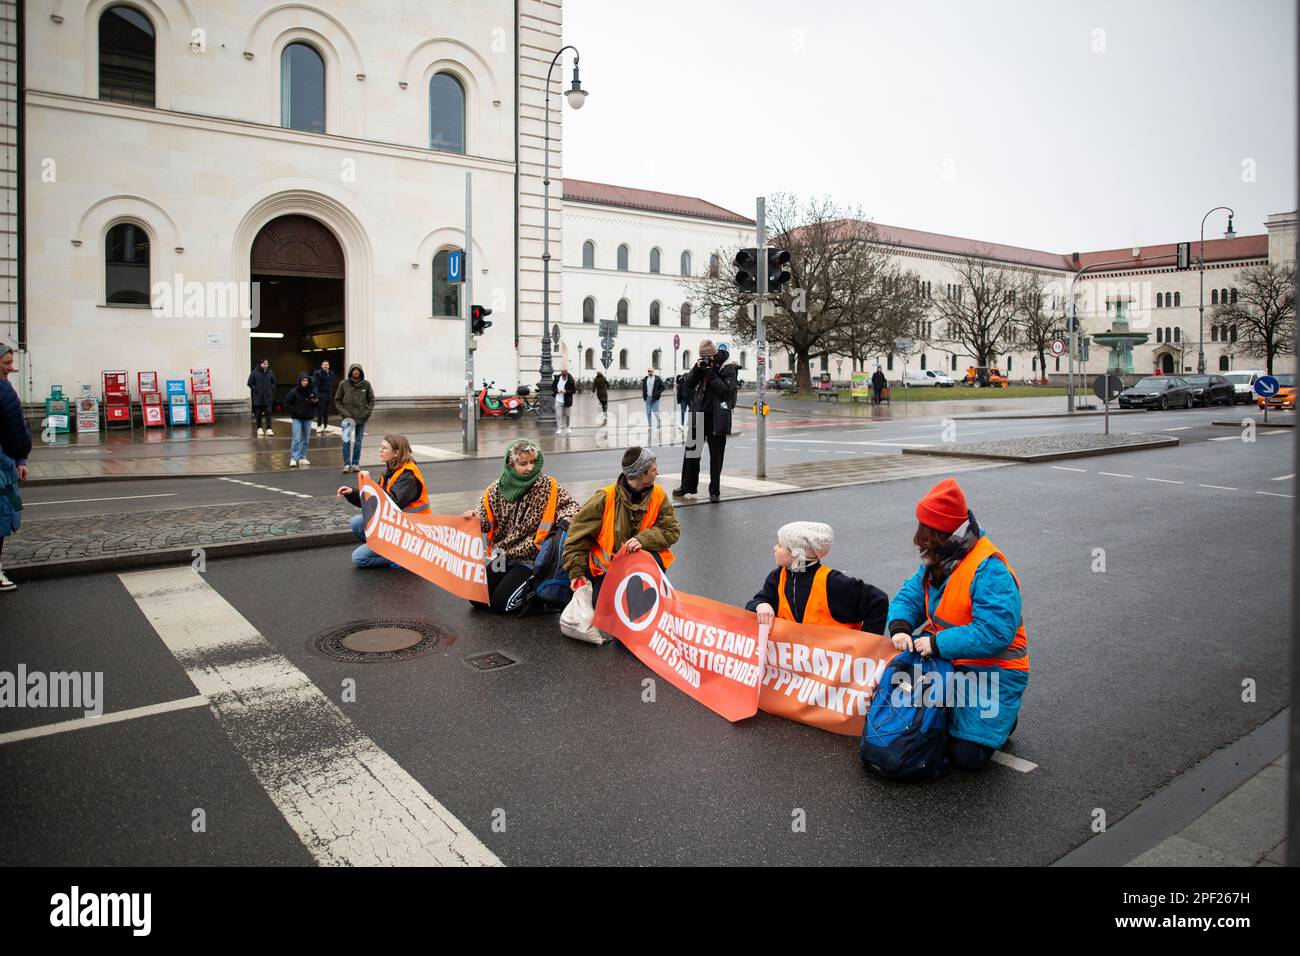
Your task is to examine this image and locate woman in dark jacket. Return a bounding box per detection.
[283,371,318,467]
[593,372,609,422]
[336,434,429,568]
[247,359,276,435]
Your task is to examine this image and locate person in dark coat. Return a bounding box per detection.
[247,359,276,435]
[334,364,375,472]
[283,371,318,467]
[672,339,738,503]
[593,372,609,422]
[871,365,887,406]
[552,370,576,434]
[0,340,33,591]
[311,360,335,434]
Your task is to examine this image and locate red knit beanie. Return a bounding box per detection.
[916,478,968,533]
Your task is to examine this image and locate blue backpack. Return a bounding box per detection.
[503,523,572,614]
[860,651,953,780]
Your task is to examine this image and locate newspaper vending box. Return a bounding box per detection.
[166,379,190,426]
[190,368,214,425]
[138,371,165,427]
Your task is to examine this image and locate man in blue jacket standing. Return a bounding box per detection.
[0,340,33,591]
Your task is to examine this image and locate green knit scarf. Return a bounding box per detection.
[497,440,545,502]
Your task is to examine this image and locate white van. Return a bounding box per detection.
[1223,369,1267,405]
[903,369,955,387]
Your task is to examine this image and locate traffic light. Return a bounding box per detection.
[766,248,791,292]
[470,304,492,336]
[733,248,759,293]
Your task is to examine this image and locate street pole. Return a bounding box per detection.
[1198,206,1236,376]
[463,172,476,453]
[755,196,767,479]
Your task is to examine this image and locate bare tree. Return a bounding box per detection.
[1211,262,1296,375]
[1010,274,1066,382]
[827,263,928,377]
[931,250,1025,369]
[679,194,908,393]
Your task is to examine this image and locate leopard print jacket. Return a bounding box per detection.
[473,475,580,563]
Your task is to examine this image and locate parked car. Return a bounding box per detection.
[1224,369,1268,405]
[767,372,797,391]
[903,369,955,387]
[1181,374,1235,407]
[1255,372,1296,410]
[1117,376,1194,410]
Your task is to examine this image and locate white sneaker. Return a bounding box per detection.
[266,429,274,437]
[300,458,310,466]
[290,459,298,467]
[257,427,265,437]
[0,568,15,592]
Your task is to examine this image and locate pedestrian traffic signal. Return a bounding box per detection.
[733,248,759,293]
[471,304,492,336]
[767,248,792,292]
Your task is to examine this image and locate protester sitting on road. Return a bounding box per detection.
[563,446,679,601]
[336,434,429,569]
[283,372,318,468]
[0,340,32,592]
[747,522,888,633]
[462,438,579,613]
[885,478,1028,772]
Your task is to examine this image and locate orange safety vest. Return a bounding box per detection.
[922,536,1028,672]
[382,461,429,514]
[588,483,675,577]
[483,477,558,550]
[776,565,861,629]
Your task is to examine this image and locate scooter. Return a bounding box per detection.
[477,380,525,419]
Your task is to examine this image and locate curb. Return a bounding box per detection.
[1211,418,1294,428]
[901,435,1179,463]
[953,410,1144,421]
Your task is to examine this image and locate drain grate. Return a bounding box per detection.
[463,651,519,672]
[313,619,453,663]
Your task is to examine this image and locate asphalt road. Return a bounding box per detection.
[0,424,1292,865]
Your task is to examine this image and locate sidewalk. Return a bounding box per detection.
[5,452,1007,580]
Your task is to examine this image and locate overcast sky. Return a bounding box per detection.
[562,0,1297,253]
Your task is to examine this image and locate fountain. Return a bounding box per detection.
[1091,300,1149,375]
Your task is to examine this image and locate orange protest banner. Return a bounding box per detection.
[758,618,897,736]
[357,474,490,603]
[592,551,762,723]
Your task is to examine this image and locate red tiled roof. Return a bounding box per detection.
[562,178,754,225]
[1072,235,1268,272]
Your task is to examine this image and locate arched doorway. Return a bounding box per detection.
[1160,352,1175,374]
[250,214,345,410]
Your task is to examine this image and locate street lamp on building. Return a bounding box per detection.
[539,46,587,424]
[1197,206,1235,374]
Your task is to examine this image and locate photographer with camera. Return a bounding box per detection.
[671,339,738,503]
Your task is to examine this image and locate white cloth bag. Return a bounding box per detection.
[559,584,606,644]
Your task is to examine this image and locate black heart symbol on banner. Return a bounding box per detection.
[624,576,658,622]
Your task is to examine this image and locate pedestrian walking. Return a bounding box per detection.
[676,374,690,430]
[336,435,429,568]
[0,340,32,592]
[247,358,276,435]
[311,359,335,434]
[593,371,609,422]
[641,366,665,433]
[334,363,375,472]
[552,369,576,434]
[871,365,887,406]
[885,478,1028,771]
[283,371,318,467]
[671,339,738,503]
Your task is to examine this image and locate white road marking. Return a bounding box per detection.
[1272,474,1295,482]
[0,695,209,746]
[1263,430,1291,436]
[410,443,467,461]
[1051,466,1087,473]
[1198,484,1237,491]
[1208,436,1241,442]
[119,568,501,867]
[991,751,1038,773]
[26,493,178,506]
[1097,472,1133,478]
[219,477,312,499]
[1159,426,1193,432]
[658,472,799,492]
[1257,491,1294,499]
[1144,477,1183,484]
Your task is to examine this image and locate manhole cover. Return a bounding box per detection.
[313,619,453,663]
[463,651,518,672]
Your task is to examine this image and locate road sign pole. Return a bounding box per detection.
[756,196,767,479]
[463,172,476,453]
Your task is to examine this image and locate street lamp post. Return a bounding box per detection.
[538,46,587,424]
[1197,206,1236,375]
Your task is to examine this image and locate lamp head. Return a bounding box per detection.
[565,60,587,109]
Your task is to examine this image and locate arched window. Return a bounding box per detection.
[281,42,326,133]
[886,354,894,371]
[1173,327,1181,343]
[1174,292,1181,306]
[920,353,927,370]
[617,245,629,271]
[681,303,691,327]
[105,221,150,304]
[820,354,829,371]
[1230,287,1238,303]
[1007,355,1013,371]
[680,251,692,276]
[429,73,466,153]
[1219,355,1230,371]
[431,248,463,317]
[1157,293,1164,308]
[952,355,958,371]
[582,296,595,323]
[616,298,628,324]
[1230,325,1238,342]
[652,349,662,370]
[1165,326,1173,342]
[1055,356,1061,372]
[649,301,661,326]
[585,348,594,370]
[582,240,595,269]
[1211,326,1218,342]
[99,5,156,107]
[740,351,747,368]
[709,304,720,330]
[1157,327,1164,343]
[649,248,661,273]
[683,350,691,366]
[1032,356,1038,371]
[1211,289,1219,305]
[709,254,720,277]
[619,348,628,370]
[1220,288,1228,303]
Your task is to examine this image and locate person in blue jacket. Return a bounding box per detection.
[885,478,1028,771]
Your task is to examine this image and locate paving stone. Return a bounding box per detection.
[1181,764,1287,864]
[1126,836,1250,867]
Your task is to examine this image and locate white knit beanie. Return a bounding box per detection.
[778,521,833,571]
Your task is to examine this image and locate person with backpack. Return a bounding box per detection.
[311,359,335,434]
[746,522,888,634]
[884,478,1028,771]
[246,358,276,436]
[336,434,429,568]
[282,371,318,467]
[334,363,375,473]
[462,438,579,613]
[672,340,737,503]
